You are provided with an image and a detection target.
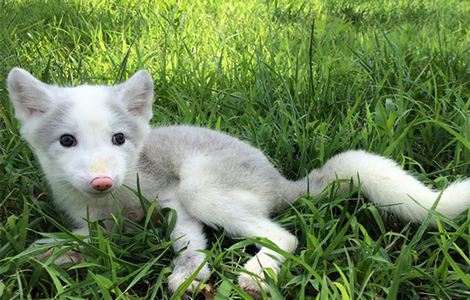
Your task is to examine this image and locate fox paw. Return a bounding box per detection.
[238,271,265,298]
[36,248,83,265]
[125,206,160,224]
[125,207,145,222]
[238,258,279,297]
[168,263,211,293]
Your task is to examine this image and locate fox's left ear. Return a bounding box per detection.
[7,68,55,123]
[116,70,154,121]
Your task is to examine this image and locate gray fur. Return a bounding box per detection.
[34,102,73,147]
[7,68,56,120]
[107,102,146,145]
[138,125,304,213]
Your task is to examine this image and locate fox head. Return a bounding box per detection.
[7,68,154,196]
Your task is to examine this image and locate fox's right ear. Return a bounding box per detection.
[7,68,54,122]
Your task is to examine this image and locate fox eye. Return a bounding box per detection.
[112,133,125,145]
[59,134,77,147]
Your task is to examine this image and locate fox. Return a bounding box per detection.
[6,67,470,295]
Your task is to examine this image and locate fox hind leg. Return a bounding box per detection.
[175,155,297,294]
[178,187,297,294]
[232,218,298,295]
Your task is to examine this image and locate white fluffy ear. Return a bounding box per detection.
[7,68,55,122]
[116,70,154,120]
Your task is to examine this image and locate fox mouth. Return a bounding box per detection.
[83,189,115,197]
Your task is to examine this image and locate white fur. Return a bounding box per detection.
[7,68,470,296]
[306,150,470,222]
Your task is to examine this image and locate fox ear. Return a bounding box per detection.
[117,70,154,121]
[7,68,54,122]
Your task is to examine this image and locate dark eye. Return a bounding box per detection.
[59,134,77,147]
[112,133,125,145]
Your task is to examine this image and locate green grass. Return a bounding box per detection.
[1,0,470,299]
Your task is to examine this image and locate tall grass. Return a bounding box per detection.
[0,0,469,299]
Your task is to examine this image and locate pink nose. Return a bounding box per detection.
[90,177,113,191]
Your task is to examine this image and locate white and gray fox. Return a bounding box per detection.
[7,68,470,295]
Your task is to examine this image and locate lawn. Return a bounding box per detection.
[0,0,469,299]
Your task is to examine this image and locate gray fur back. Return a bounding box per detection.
[138,125,304,210]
